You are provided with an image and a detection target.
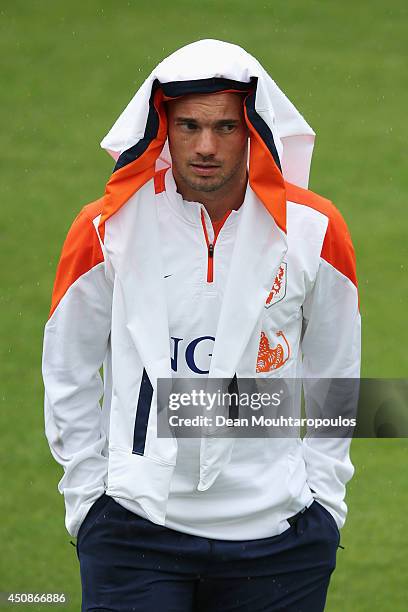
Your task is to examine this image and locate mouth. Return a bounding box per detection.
[190,163,221,176]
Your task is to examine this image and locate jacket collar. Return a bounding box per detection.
[163,168,243,229]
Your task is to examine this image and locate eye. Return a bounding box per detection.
[217,124,236,133]
[178,122,198,132]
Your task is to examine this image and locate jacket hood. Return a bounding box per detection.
[98,39,315,241]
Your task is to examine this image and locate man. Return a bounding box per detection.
[42,39,360,611]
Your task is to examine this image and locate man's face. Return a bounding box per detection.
[166,92,249,195]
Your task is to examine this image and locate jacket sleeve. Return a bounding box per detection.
[300,204,361,530]
[42,205,113,537]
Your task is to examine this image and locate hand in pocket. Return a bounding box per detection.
[76,493,112,545]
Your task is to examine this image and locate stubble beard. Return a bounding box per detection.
[176,156,247,194]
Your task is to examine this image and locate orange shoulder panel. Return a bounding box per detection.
[285,181,358,288]
[49,201,104,319]
[82,197,104,221]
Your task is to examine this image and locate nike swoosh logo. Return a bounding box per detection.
[164,274,173,279]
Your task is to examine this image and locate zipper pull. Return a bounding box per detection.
[208,243,214,258]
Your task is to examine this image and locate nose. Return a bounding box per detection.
[195,128,217,159]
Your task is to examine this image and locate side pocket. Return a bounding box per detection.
[76,493,112,544]
[314,501,341,541]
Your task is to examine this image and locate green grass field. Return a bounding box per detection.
[1,1,407,610]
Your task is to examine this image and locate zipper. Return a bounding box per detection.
[200,209,231,283]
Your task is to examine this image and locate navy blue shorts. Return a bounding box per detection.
[76,494,341,611]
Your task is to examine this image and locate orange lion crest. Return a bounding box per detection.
[256,331,290,373]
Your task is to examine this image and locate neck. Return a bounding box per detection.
[173,169,248,222]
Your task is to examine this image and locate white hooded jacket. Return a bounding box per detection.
[42,40,360,538]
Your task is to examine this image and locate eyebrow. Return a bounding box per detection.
[174,117,240,126]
